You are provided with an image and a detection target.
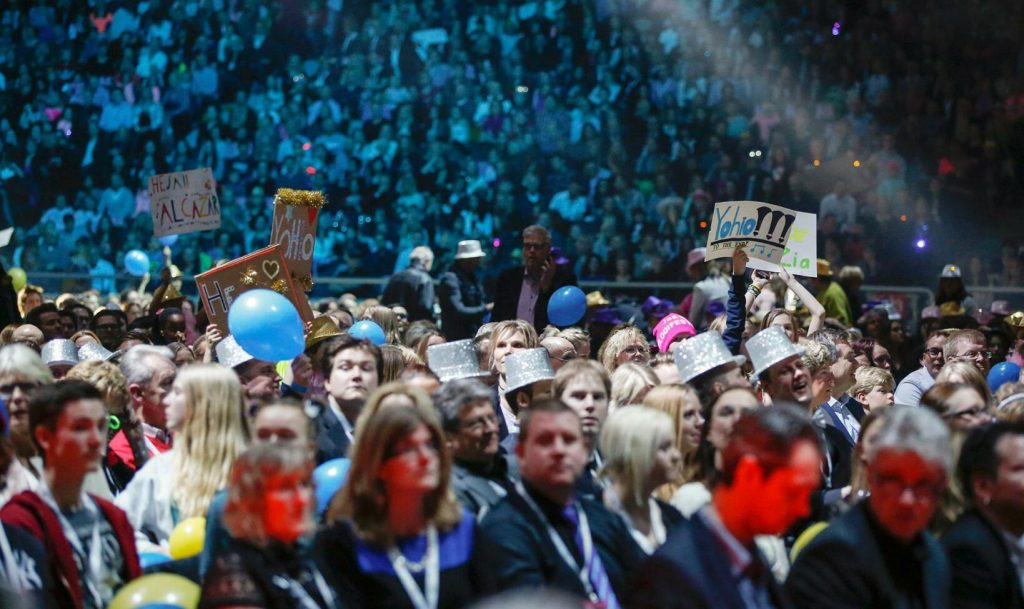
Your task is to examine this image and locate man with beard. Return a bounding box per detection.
[437,378,519,519]
[314,333,381,464]
[438,240,490,340]
[492,225,577,331]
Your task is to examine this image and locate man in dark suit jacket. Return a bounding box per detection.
[313,334,381,464]
[491,225,577,331]
[478,399,643,605]
[631,407,823,609]
[943,422,1024,609]
[787,407,953,609]
[381,245,435,322]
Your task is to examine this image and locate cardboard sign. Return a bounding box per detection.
[149,168,221,237]
[195,244,313,335]
[268,189,323,292]
[746,211,818,277]
[705,200,799,266]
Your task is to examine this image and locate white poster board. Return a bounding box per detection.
[746,211,818,277]
[149,168,221,237]
[705,200,799,266]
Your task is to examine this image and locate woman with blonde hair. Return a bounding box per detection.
[201,444,340,609]
[598,324,650,373]
[315,405,482,608]
[488,320,538,436]
[643,384,704,496]
[599,406,686,554]
[354,381,436,436]
[995,381,1024,422]
[116,364,249,554]
[935,360,993,406]
[362,304,401,344]
[609,362,659,410]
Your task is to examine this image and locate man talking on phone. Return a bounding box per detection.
[492,225,578,331]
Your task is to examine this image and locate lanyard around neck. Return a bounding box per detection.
[387,525,439,609]
[514,481,596,600]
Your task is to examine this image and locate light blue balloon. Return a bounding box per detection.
[123,250,150,277]
[547,286,587,327]
[350,320,386,345]
[158,234,179,247]
[228,289,305,362]
[139,552,171,570]
[313,458,351,517]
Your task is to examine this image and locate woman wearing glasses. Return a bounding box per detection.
[598,325,650,374]
[315,405,484,608]
[0,344,51,491]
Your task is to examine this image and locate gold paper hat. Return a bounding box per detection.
[156,283,184,309]
[586,291,611,308]
[305,316,342,351]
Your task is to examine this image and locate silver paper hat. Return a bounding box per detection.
[77,341,113,362]
[41,339,80,368]
[427,339,487,382]
[215,335,255,369]
[673,332,746,384]
[746,326,806,377]
[505,348,555,394]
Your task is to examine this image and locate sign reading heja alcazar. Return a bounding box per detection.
[705,200,799,266]
[149,168,221,237]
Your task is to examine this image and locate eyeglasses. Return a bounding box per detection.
[923,348,944,358]
[621,346,649,356]
[942,406,990,421]
[954,350,991,361]
[522,242,550,251]
[461,414,499,433]
[0,381,40,397]
[870,472,943,502]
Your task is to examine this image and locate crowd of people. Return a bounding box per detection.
[0,220,1023,608]
[2,0,1024,297]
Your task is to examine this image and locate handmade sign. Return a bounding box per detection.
[149,168,221,237]
[705,200,799,266]
[268,188,324,292]
[195,244,313,335]
[746,211,818,277]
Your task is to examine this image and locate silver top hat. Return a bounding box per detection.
[673,332,746,384]
[427,339,488,382]
[505,348,555,394]
[454,240,486,260]
[41,339,80,368]
[746,326,806,377]
[77,341,114,362]
[215,335,254,369]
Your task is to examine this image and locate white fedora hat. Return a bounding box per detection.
[454,240,486,260]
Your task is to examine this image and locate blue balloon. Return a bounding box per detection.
[350,320,386,345]
[547,286,587,327]
[158,234,179,247]
[228,289,305,362]
[123,250,150,277]
[313,458,351,517]
[988,361,1022,393]
[139,552,171,569]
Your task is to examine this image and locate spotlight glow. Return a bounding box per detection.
[832,22,841,36]
[915,239,926,249]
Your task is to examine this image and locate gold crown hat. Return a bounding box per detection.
[426,339,489,382]
[305,316,342,351]
[504,348,555,394]
[215,335,255,369]
[586,291,611,308]
[41,339,80,368]
[673,332,746,384]
[77,341,114,362]
[746,326,806,377]
[156,283,185,309]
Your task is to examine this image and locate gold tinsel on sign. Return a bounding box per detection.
[275,188,326,208]
[241,266,259,287]
[271,279,289,295]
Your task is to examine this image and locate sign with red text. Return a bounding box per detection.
[195,244,313,335]
[149,168,221,237]
[268,189,323,292]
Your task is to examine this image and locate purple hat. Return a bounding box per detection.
[591,307,623,326]
[642,296,673,320]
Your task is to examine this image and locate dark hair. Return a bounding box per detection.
[91,308,127,329]
[25,303,59,328]
[518,398,579,444]
[29,380,104,456]
[717,405,821,486]
[957,421,1024,503]
[58,309,76,325]
[690,362,739,409]
[316,333,382,380]
[434,378,494,433]
[851,337,876,365]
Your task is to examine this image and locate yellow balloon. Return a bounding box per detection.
[790,520,829,563]
[8,268,26,292]
[168,517,206,560]
[107,573,200,609]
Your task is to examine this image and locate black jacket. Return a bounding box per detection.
[477,485,643,603]
[786,501,950,609]
[438,267,488,340]
[491,264,577,331]
[629,510,791,609]
[314,407,352,465]
[942,509,1024,609]
[451,455,519,519]
[381,264,435,322]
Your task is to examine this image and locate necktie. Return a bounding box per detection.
[562,504,621,609]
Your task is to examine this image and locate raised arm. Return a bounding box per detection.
[780,267,825,334]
